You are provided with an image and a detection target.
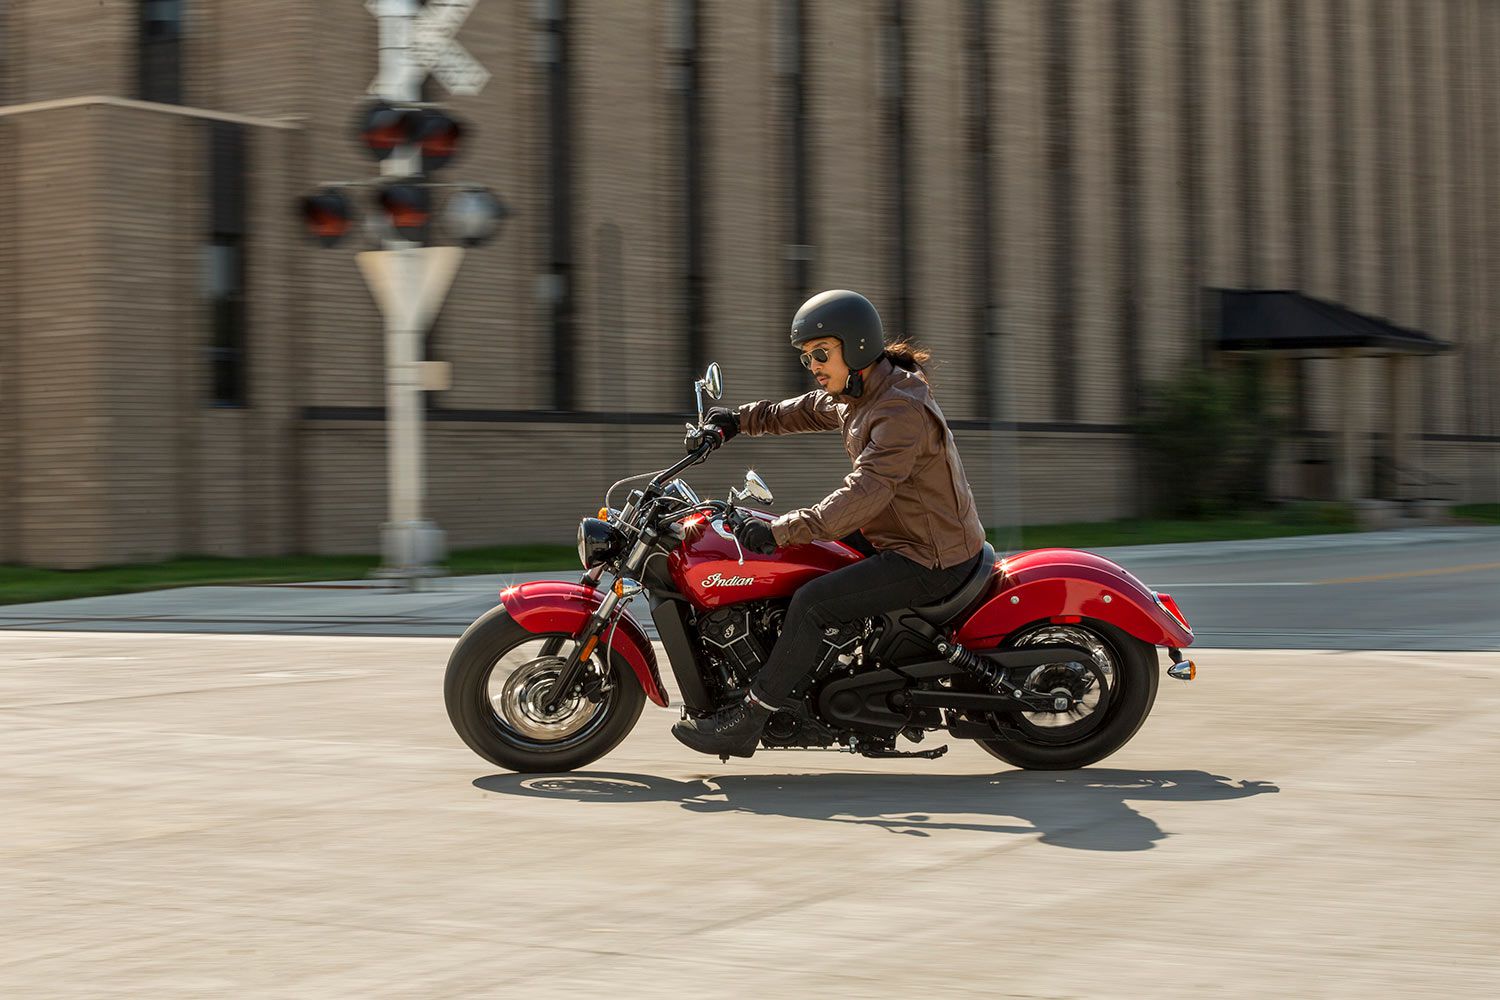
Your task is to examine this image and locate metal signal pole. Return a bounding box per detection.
[371,0,446,585]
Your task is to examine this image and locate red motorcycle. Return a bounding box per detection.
[445,365,1197,773]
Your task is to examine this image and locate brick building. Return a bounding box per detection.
[1,1,1497,569]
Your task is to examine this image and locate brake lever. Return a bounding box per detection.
[722,505,747,566]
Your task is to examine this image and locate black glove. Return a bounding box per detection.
[684,407,740,453]
[735,517,778,556]
[704,407,740,443]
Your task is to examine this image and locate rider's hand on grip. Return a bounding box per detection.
[735,517,777,556]
[704,407,740,443]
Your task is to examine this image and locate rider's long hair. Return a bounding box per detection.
[884,341,933,375]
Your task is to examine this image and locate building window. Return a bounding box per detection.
[884,0,911,342]
[139,0,184,105]
[207,122,248,406]
[538,1,575,410]
[673,0,707,386]
[778,0,812,395]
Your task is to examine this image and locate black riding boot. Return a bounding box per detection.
[671,694,775,758]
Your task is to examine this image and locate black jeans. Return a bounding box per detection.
[749,540,983,704]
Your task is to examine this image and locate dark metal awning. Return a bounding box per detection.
[1213,289,1452,355]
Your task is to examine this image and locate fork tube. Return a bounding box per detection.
[543,532,654,711]
[543,587,621,712]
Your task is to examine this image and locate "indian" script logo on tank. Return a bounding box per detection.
[701,573,755,588]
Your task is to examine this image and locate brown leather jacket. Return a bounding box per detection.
[736,356,986,569]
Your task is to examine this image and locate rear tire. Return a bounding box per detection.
[974,621,1159,770]
[445,604,646,773]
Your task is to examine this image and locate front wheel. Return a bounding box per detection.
[444,605,646,773]
[973,621,1159,770]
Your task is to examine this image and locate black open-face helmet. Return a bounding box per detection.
[789,290,885,372]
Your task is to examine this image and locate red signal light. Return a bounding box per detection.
[417,111,464,173]
[357,101,422,161]
[298,189,353,247]
[377,184,432,242]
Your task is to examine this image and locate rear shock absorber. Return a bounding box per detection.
[935,639,1004,690]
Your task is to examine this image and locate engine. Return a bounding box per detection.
[697,601,784,696]
[696,601,868,747]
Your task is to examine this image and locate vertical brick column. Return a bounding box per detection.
[1071,0,1122,427]
[699,1,784,404]
[906,0,973,417]
[994,0,1049,424]
[1134,0,1192,377]
[805,1,887,305]
[10,106,112,566]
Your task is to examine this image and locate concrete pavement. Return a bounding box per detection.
[3,632,1498,997]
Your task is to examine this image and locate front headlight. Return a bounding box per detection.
[577,517,623,569]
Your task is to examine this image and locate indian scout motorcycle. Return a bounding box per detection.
[444,364,1199,772]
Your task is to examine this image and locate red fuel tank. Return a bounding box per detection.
[667,512,861,610]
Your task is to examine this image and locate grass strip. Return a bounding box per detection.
[1452,503,1500,525]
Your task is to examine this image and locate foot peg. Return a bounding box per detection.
[859,744,950,760]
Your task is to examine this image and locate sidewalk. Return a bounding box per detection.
[1085,523,1500,566]
[0,570,559,639]
[1,525,1497,645]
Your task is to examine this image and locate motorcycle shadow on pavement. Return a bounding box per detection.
[472,769,1279,851]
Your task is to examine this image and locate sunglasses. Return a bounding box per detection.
[798,346,834,369]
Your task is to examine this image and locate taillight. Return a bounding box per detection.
[1154,592,1192,633]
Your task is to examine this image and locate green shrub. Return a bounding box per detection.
[1135,362,1285,518]
[1452,503,1500,524]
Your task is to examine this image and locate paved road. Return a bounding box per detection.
[3,632,1497,998]
[3,526,1498,649]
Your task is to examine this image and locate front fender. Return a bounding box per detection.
[954,548,1194,650]
[500,581,670,707]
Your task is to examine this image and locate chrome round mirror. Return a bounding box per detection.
[704,363,723,400]
[742,470,774,505]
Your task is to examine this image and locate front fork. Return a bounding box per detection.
[542,534,654,712]
[538,566,605,656]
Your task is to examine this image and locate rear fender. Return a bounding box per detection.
[954,548,1193,650]
[500,581,669,707]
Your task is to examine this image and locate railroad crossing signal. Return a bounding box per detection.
[307,0,503,585]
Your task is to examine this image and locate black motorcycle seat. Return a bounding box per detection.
[912,542,998,625]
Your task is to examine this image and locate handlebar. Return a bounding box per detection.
[651,432,717,489]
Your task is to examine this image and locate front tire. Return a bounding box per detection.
[445,605,646,773]
[974,621,1159,770]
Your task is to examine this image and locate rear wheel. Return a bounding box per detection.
[444,605,646,773]
[973,621,1159,770]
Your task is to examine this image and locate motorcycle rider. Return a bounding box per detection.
[671,289,988,758]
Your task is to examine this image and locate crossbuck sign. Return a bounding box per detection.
[367,0,492,97]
